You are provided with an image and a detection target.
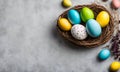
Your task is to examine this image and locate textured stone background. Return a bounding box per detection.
[0,0,119,72]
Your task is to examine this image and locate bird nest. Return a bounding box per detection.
[57,4,114,48]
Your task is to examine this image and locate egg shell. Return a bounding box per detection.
[68,9,81,24]
[86,19,102,37]
[80,7,94,22]
[71,24,87,40]
[62,0,72,7]
[98,49,110,60]
[110,61,120,71]
[96,11,110,28]
[58,18,72,31]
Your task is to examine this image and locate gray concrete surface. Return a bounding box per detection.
[0,0,118,72]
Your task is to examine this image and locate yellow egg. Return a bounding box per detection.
[58,18,72,31]
[96,11,110,28]
[62,0,72,7]
[110,61,120,71]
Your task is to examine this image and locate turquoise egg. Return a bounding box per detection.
[98,49,110,60]
[86,19,102,37]
[67,9,81,24]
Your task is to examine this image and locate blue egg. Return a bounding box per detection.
[98,49,110,60]
[67,9,81,24]
[86,19,102,37]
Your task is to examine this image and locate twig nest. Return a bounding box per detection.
[57,4,114,48]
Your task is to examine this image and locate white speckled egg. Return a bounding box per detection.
[71,24,87,40]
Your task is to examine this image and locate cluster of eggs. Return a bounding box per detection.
[58,7,110,40]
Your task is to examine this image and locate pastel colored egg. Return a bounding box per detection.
[62,0,72,7]
[80,7,94,22]
[68,9,81,24]
[58,18,72,31]
[96,11,110,28]
[98,49,110,60]
[112,0,120,8]
[86,19,102,38]
[71,24,87,40]
[110,61,120,71]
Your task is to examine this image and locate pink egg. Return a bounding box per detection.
[112,0,120,8]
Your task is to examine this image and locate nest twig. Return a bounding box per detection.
[57,4,114,48]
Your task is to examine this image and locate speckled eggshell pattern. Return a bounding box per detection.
[71,24,87,40]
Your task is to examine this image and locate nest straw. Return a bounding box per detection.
[57,4,114,48]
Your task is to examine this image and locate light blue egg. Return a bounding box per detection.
[98,49,110,60]
[86,19,102,37]
[67,9,81,24]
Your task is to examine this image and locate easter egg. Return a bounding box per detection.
[110,61,120,71]
[112,0,120,8]
[86,19,102,37]
[68,9,81,24]
[62,0,72,7]
[98,49,110,60]
[96,11,110,28]
[80,7,94,22]
[58,18,72,31]
[71,24,87,40]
